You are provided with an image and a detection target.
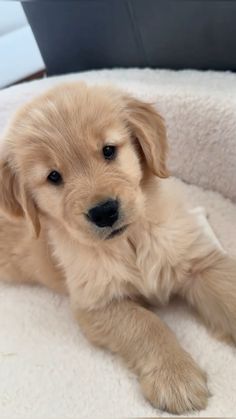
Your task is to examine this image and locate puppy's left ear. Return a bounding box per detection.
[0,156,40,238]
[124,96,169,178]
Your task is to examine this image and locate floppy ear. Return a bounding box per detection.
[0,157,40,237]
[124,96,169,178]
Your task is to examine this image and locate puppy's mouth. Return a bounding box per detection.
[106,225,128,240]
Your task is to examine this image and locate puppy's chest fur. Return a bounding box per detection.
[51,208,206,310]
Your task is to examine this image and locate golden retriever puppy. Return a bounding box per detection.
[0,82,236,414]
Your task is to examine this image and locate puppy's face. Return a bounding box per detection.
[0,83,168,245]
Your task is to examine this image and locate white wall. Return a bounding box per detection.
[0,2,45,88]
[0,2,28,36]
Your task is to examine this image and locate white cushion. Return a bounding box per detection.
[0,69,235,417]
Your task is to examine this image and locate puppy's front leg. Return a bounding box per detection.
[181,250,236,344]
[75,299,208,414]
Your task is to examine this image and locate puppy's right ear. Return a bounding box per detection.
[0,157,24,218]
[0,155,40,237]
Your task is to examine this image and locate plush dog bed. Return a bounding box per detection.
[0,69,236,417]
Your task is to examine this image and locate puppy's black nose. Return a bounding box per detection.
[87,199,119,228]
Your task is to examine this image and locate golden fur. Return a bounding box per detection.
[0,82,236,414]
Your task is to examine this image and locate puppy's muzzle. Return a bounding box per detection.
[87,199,119,228]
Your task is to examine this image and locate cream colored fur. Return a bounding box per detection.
[0,83,235,414]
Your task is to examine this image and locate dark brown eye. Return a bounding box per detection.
[102,145,116,160]
[47,170,62,185]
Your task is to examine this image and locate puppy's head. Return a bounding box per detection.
[0,83,168,244]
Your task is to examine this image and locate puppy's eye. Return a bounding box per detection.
[102,145,116,160]
[47,170,62,185]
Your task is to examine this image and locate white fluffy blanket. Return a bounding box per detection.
[0,69,236,417]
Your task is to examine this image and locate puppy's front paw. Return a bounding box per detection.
[140,353,209,414]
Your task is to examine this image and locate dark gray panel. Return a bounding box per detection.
[132,0,236,70]
[23,0,146,75]
[22,0,236,74]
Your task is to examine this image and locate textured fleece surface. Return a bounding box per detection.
[0,69,235,417]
